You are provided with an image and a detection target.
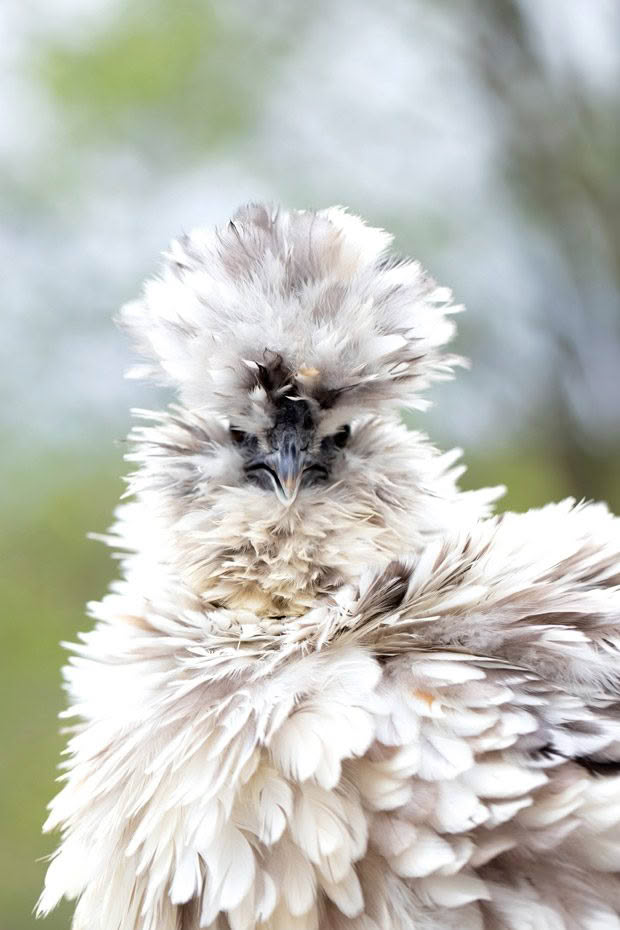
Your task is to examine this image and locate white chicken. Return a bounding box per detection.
[40,204,620,930]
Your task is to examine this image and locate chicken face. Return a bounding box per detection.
[230,395,350,505]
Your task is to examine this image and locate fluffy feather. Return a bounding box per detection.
[40,204,620,929]
[120,203,462,425]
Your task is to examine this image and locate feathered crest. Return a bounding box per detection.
[120,203,463,427]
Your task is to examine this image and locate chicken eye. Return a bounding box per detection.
[229,426,247,445]
[333,425,350,448]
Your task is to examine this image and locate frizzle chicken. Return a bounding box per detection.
[40,204,620,930]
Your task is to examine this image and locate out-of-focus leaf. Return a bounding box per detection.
[35,0,281,155]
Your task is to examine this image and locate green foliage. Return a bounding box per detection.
[462,448,620,514]
[34,0,280,158]
[0,456,122,929]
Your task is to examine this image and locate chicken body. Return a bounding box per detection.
[40,205,620,930]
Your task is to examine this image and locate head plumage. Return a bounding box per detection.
[120,203,463,432]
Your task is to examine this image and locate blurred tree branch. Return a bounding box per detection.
[453,0,620,499]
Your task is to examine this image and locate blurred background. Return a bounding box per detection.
[1,0,619,926]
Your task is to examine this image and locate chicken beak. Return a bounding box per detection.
[273,443,305,505]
